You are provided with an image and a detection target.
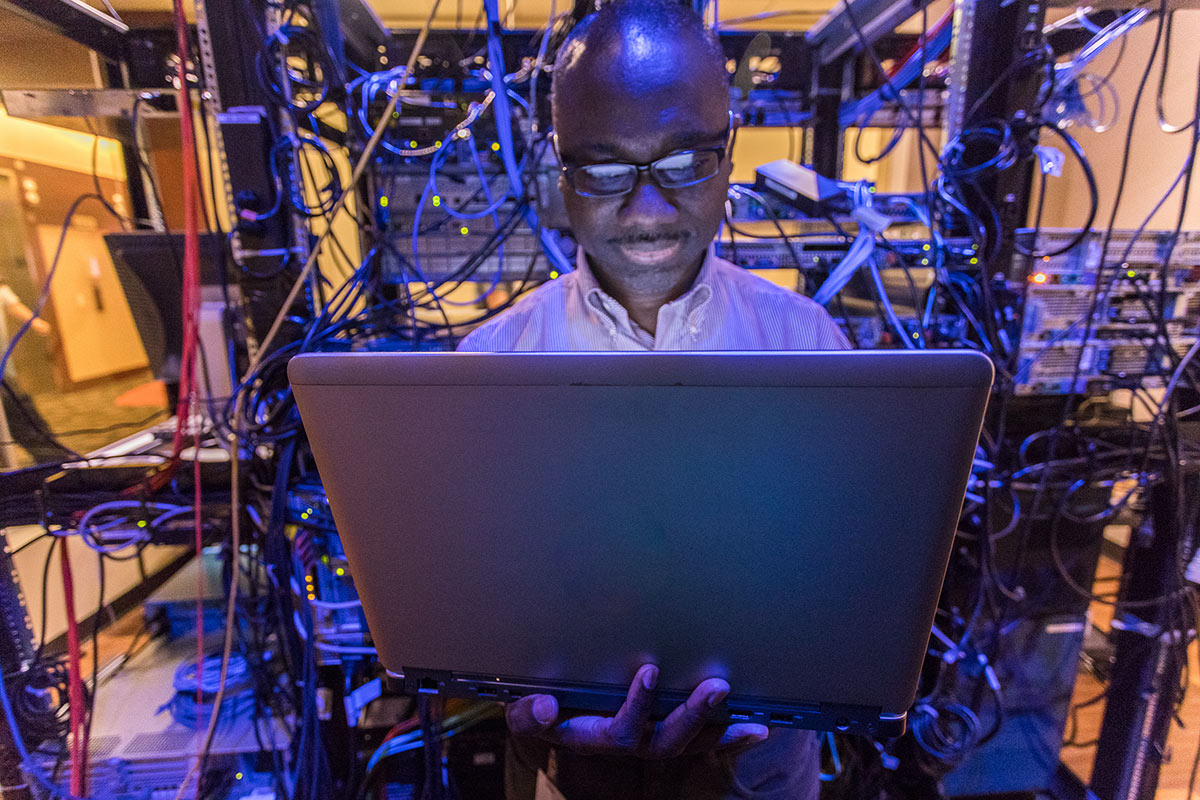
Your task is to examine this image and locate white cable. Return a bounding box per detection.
[867,259,917,349]
[812,181,891,306]
[292,610,376,654]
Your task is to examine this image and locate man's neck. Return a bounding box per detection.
[587,252,705,335]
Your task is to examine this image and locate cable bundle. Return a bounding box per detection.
[163,652,254,729]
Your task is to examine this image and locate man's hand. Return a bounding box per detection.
[504,664,768,758]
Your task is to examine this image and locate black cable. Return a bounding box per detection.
[35,537,57,662]
[1089,0,1170,345]
[257,23,335,116]
[838,0,942,165]
[1156,12,1194,134]
[0,380,82,461]
[0,407,169,448]
[1012,125,1099,258]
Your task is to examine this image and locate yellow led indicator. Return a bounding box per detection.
[379,196,389,208]
[969,257,979,265]
[1127,270,1137,278]
[300,512,309,520]
[434,140,442,148]
[1031,272,1048,284]
[921,259,929,266]
[336,567,346,576]
[409,140,418,148]
[137,520,148,528]
[307,593,316,601]
[490,142,500,152]
[911,332,919,339]
[391,112,399,119]
[460,226,469,236]
[431,196,441,207]
[550,270,560,279]
[235,773,243,781]
[922,244,930,251]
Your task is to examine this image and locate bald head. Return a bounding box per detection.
[551,0,728,130]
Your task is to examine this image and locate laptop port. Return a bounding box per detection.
[728,712,751,722]
[769,713,794,725]
[418,677,439,693]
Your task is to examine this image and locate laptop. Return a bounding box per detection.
[288,351,992,736]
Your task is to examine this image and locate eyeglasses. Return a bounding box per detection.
[553,112,736,198]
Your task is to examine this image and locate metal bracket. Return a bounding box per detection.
[0,88,178,123]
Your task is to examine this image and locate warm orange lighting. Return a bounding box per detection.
[1031,272,1048,284]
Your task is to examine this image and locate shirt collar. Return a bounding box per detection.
[574,244,716,328]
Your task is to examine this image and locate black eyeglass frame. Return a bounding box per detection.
[552,111,738,198]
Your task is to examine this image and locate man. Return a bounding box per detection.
[458,1,848,796]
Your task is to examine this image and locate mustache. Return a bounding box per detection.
[609,231,687,245]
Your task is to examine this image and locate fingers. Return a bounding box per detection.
[505,694,560,737]
[503,668,770,760]
[682,721,769,756]
[605,664,659,751]
[646,677,729,758]
[716,724,770,749]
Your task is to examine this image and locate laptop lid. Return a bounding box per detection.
[288,351,992,735]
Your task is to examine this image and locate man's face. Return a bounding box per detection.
[552,34,732,296]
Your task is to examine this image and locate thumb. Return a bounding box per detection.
[506,694,559,736]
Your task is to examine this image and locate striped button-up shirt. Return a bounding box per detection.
[457,245,850,351]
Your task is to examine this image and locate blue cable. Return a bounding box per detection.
[482,0,572,275]
[0,194,97,386]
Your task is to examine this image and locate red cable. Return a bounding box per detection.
[59,540,88,797]
[194,416,205,719]
[886,7,955,79]
[169,0,205,714]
